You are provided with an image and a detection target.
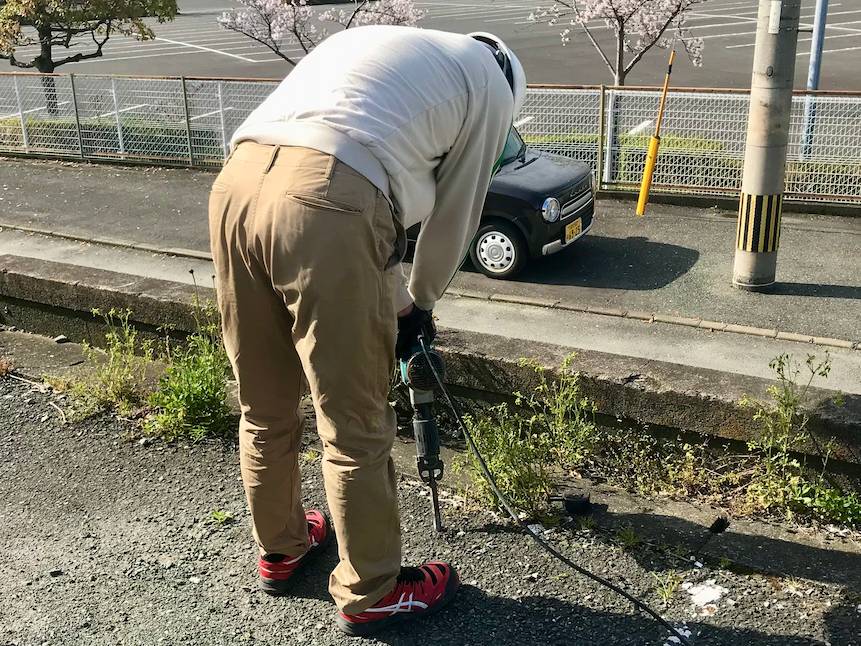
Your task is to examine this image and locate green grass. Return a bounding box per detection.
[144,277,233,443]
[616,526,642,550]
[210,509,234,525]
[47,279,234,444]
[46,307,155,420]
[458,352,860,528]
[651,570,684,607]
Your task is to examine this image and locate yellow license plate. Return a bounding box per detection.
[565,218,583,243]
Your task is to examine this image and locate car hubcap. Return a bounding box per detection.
[477,231,516,274]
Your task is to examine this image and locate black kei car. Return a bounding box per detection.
[407,127,595,279]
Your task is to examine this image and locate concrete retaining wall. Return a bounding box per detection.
[2,253,858,464]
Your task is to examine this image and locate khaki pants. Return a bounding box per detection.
[208,142,401,614]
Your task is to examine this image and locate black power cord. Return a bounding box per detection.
[418,338,693,646]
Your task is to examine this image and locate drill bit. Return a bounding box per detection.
[429,477,443,533]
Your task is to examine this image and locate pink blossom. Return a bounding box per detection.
[219,0,423,66]
[532,0,705,85]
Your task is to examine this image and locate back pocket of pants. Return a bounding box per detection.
[285,193,364,215]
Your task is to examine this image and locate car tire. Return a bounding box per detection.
[469,221,527,279]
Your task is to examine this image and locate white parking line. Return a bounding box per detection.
[189,107,235,122]
[154,36,257,62]
[798,44,861,55]
[72,48,249,64]
[729,31,861,49]
[426,6,524,19]
[95,103,149,119]
[0,101,70,119]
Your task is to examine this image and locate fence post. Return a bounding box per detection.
[596,85,605,189]
[217,80,229,160]
[13,75,30,153]
[111,77,126,156]
[69,74,85,159]
[802,0,828,160]
[180,76,194,166]
[602,88,618,185]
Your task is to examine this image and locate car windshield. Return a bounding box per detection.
[499,127,526,166]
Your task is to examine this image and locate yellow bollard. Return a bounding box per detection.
[635,49,676,217]
[636,136,660,216]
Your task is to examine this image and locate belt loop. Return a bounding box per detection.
[264,145,280,173]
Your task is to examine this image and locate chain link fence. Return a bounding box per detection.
[1,73,859,205]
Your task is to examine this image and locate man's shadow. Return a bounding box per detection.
[281,552,835,645]
[368,586,823,645]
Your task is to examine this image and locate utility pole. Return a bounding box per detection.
[802,0,829,158]
[733,0,802,291]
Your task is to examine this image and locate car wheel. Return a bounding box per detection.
[469,221,527,279]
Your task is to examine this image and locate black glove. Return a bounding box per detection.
[396,305,436,360]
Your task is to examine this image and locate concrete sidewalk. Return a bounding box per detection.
[0,156,860,393]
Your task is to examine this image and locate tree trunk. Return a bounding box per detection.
[614,24,625,87]
[604,25,625,184]
[35,23,58,115]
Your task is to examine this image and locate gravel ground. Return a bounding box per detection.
[1,376,859,646]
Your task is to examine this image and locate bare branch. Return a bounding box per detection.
[344,0,371,29]
[623,3,684,74]
[570,3,616,79]
[222,22,300,66]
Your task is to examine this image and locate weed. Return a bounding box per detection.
[616,525,642,550]
[458,351,859,528]
[210,510,234,525]
[651,570,683,607]
[301,449,320,464]
[460,355,599,516]
[0,356,13,376]
[576,515,597,532]
[49,308,155,420]
[742,353,861,526]
[717,557,734,571]
[145,274,232,443]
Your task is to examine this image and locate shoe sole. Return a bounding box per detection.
[258,514,334,597]
[335,569,461,637]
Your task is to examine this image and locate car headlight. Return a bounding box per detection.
[542,197,561,223]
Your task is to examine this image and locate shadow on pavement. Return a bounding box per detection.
[823,597,861,645]
[370,587,822,646]
[518,235,700,290]
[594,509,861,591]
[770,282,861,300]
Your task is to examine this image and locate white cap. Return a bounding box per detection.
[467,31,527,117]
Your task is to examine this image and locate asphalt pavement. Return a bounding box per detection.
[0,156,858,340]
[3,0,861,88]
[0,156,859,392]
[1,376,859,645]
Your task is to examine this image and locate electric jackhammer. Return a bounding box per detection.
[399,335,446,533]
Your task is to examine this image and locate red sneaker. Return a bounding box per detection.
[336,562,460,636]
[258,509,331,596]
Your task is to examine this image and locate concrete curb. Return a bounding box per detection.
[1,254,859,465]
[448,289,861,352]
[1,224,858,351]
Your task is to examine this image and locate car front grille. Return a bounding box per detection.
[561,189,593,218]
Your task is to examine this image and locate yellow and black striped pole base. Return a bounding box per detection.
[733,191,783,290]
[736,192,783,253]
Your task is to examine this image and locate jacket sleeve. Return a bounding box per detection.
[408,79,513,312]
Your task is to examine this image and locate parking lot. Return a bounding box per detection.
[3,0,861,87]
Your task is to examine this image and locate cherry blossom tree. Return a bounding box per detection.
[531,0,705,85]
[218,0,424,67]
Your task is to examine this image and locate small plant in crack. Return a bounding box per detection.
[616,525,642,550]
[652,570,684,607]
[210,510,234,525]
